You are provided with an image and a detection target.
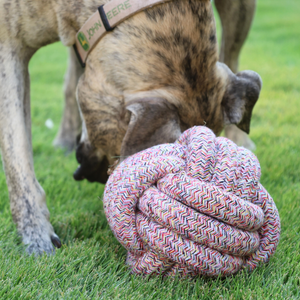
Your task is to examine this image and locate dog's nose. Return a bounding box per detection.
[73,143,109,183]
[73,165,85,181]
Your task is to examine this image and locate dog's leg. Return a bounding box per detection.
[0,50,60,255]
[215,0,256,73]
[215,0,257,150]
[53,48,83,152]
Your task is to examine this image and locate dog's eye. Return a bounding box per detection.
[75,144,84,164]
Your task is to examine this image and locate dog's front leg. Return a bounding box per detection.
[215,0,257,150]
[0,50,60,255]
[53,48,83,152]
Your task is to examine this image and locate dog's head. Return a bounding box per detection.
[73,60,261,183]
[73,0,262,183]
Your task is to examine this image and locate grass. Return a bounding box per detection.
[0,0,299,298]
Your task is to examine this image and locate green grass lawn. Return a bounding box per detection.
[0,0,299,298]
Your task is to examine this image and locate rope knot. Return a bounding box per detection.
[104,126,280,277]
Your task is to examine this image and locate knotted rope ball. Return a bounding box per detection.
[103,126,280,277]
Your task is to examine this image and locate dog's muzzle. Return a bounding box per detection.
[73,143,109,183]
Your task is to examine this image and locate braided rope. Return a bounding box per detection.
[103,126,280,277]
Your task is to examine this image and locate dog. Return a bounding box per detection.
[0,0,260,255]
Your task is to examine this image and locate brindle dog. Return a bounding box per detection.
[73,0,260,181]
[55,0,258,153]
[0,0,260,255]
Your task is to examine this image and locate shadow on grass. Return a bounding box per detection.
[52,202,117,244]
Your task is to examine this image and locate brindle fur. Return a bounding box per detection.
[74,0,261,181]
[0,0,260,255]
[63,0,258,153]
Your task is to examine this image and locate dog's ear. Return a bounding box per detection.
[222,70,262,134]
[121,98,181,158]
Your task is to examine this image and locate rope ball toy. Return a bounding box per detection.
[103,126,280,277]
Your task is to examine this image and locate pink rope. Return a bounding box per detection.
[103,126,280,277]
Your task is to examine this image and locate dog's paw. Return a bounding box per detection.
[25,234,61,256]
[20,214,61,256]
[224,124,256,151]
